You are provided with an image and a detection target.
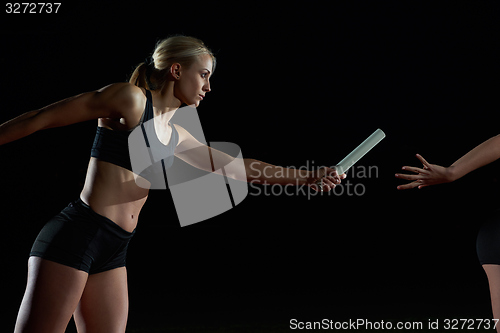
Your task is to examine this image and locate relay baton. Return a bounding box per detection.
[334,128,386,175]
[316,128,386,189]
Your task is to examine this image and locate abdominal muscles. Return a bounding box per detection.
[80,158,150,232]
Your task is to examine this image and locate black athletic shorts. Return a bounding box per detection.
[30,198,135,274]
[477,209,500,265]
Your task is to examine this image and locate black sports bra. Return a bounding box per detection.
[90,89,178,172]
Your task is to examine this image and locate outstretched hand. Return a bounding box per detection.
[395,154,453,190]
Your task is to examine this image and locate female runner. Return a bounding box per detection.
[396,138,500,331]
[1,35,344,333]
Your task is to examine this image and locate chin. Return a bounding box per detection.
[184,96,200,106]
[181,100,199,108]
[186,102,200,108]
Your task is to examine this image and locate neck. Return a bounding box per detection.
[151,80,181,114]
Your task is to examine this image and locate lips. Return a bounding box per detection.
[199,95,205,100]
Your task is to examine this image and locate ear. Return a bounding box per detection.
[170,63,181,80]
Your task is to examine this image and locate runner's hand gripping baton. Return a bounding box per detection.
[316,128,386,189]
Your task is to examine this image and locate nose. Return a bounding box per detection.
[203,80,211,93]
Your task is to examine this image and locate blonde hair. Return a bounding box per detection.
[129,35,216,91]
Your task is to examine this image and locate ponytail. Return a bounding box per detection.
[129,62,150,89]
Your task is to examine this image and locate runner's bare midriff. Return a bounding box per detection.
[80,157,150,232]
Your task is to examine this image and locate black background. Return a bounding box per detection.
[1,1,500,331]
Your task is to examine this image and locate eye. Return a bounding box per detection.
[201,72,209,79]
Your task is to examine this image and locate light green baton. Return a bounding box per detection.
[317,128,386,189]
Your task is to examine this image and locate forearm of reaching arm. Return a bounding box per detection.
[175,126,311,185]
[244,159,309,185]
[449,134,500,181]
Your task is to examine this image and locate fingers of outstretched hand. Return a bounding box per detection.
[396,154,435,190]
[400,166,427,174]
[397,180,423,190]
[416,154,430,168]
[394,172,423,181]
